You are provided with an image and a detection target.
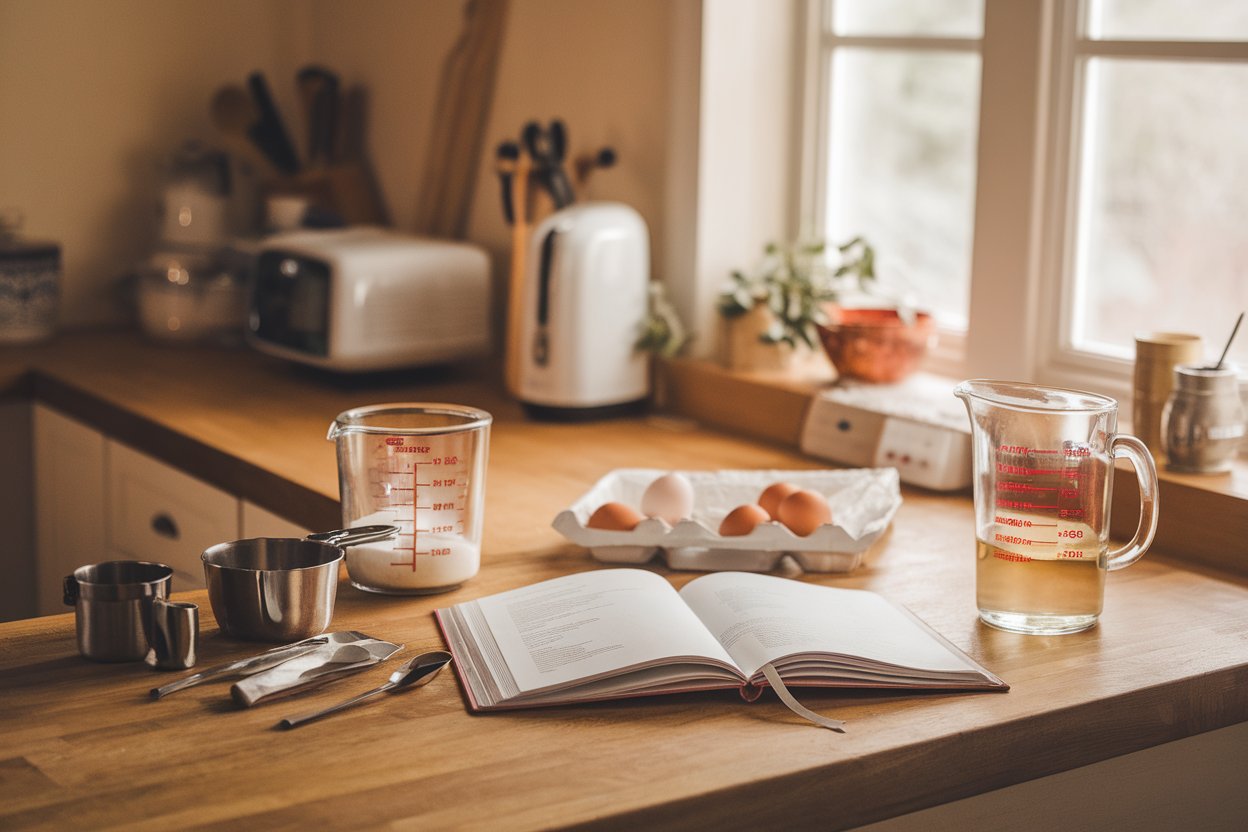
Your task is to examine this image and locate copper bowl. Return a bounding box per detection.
[816,306,936,383]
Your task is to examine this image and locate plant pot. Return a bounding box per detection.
[815,305,935,383]
[719,305,797,372]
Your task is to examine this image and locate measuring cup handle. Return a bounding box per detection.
[1106,433,1159,571]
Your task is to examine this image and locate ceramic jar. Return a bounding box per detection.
[0,216,60,343]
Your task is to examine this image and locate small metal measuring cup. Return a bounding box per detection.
[63,561,174,662]
[202,526,398,642]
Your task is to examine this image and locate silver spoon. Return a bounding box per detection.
[276,650,452,730]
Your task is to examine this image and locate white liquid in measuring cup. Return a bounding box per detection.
[347,511,480,593]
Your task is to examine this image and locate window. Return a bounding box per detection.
[803,0,1248,393]
[806,0,984,331]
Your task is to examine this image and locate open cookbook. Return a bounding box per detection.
[435,569,1007,718]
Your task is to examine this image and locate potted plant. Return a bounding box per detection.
[717,236,934,381]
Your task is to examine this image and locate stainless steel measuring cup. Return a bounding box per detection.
[327,403,492,594]
[202,526,397,641]
[955,380,1159,635]
[63,561,174,662]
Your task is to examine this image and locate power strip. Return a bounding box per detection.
[799,374,973,491]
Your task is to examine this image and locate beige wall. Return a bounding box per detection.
[0,0,681,332]
[0,0,309,327]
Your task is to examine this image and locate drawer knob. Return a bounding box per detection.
[151,513,180,540]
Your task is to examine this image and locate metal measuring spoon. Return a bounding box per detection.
[276,650,452,730]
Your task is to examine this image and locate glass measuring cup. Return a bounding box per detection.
[954,381,1158,635]
[327,403,492,594]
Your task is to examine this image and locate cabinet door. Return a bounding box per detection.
[34,405,107,616]
[241,501,310,539]
[106,441,239,590]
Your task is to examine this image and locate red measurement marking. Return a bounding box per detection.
[998,445,1063,455]
[994,533,1056,547]
[996,499,1058,511]
[996,482,1057,493]
[992,549,1033,563]
[997,464,1063,476]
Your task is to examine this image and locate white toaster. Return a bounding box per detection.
[516,202,650,417]
[248,228,490,371]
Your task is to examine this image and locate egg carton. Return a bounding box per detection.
[552,468,901,573]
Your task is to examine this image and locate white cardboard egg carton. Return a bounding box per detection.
[552,468,901,573]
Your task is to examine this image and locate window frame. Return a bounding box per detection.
[799,0,1248,400]
[798,0,982,377]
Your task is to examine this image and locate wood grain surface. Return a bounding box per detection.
[2,333,1247,830]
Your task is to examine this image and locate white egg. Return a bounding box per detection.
[640,472,695,525]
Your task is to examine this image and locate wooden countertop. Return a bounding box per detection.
[2,332,1248,830]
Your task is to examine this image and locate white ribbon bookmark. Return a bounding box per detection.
[761,663,847,732]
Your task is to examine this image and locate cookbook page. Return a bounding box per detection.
[680,572,980,679]
[473,569,739,695]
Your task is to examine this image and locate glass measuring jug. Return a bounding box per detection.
[954,381,1158,635]
[327,403,491,594]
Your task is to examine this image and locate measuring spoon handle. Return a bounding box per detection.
[307,525,398,548]
[277,681,396,729]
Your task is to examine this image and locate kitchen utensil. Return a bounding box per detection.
[523,120,575,209]
[296,65,340,167]
[277,650,452,729]
[1133,332,1205,461]
[495,140,520,225]
[0,211,59,344]
[1214,312,1243,370]
[151,637,329,699]
[505,142,534,396]
[327,403,491,594]
[210,85,279,179]
[248,228,489,371]
[144,598,199,671]
[955,380,1159,635]
[63,561,174,662]
[412,0,508,239]
[1161,364,1246,473]
[515,202,650,417]
[149,631,373,699]
[246,72,300,176]
[202,526,397,641]
[230,637,402,707]
[574,146,617,188]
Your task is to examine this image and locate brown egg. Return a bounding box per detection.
[777,489,832,536]
[718,504,770,537]
[586,502,644,531]
[758,481,801,520]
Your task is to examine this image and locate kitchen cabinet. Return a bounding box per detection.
[106,440,238,590]
[240,501,310,538]
[31,403,310,614]
[33,404,106,616]
[1,401,35,621]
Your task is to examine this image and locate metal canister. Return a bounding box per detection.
[63,562,174,662]
[1161,364,1247,473]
